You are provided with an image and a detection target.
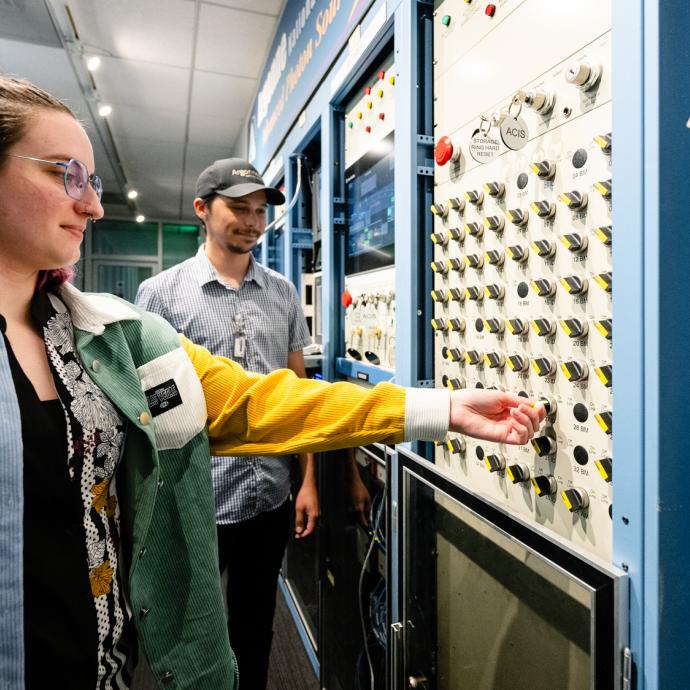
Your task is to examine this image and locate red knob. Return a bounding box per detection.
[485,4,496,17]
[435,136,454,166]
[378,70,385,80]
[365,125,372,133]
[341,289,353,308]
[379,112,385,120]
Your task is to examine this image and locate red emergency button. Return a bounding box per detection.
[378,70,385,80]
[379,112,385,120]
[365,126,372,133]
[341,289,352,308]
[435,135,456,166]
[485,3,496,16]
[364,86,371,95]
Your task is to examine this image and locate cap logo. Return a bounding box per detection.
[232,169,261,179]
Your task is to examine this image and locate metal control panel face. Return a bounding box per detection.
[431,0,612,560]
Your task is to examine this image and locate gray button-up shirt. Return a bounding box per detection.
[136,246,312,523]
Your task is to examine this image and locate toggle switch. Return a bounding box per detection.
[530,160,556,180]
[506,208,529,226]
[484,452,506,472]
[448,317,466,332]
[531,318,556,337]
[431,289,448,302]
[560,318,589,338]
[431,260,448,274]
[594,272,612,293]
[448,197,466,213]
[595,364,612,388]
[484,352,505,369]
[448,227,466,242]
[446,377,466,392]
[447,288,466,302]
[532,356,556,377]
[483,181,505,198]
[465,286,484,301]
[560,275,588,295]
[447,257,465,272]
[539,396,557,417]
[565,61,602,90]
[561,487,590,513]
[531,239,556,259]
[464,350,483,366]
[507,463,531,483]
[484,318,505,334]
[484,249,505,266]
[523,89,555,114]
[593,133,612,154]
[532,474,558,496]
[593,179,612,199]
[431,317,448,331]
[595,410,612,434]
[560,233,588,253]
[483,215,505,232]
[507,319,529,336]
[506,245,529,263]
[594,225,612,246]
[446,437,466,454]
[484,283,505,300]
[559,190,588,211]
[464,189,484,205]
[464,222,484,238]
[465,253,484,269]
[595,457,613,482]
[561,360,589,382]
[531,278,557,297]
[430,232,448,246]
[531,435,556,457]
[530,200,556,219]
[442,346,464,362]
[506,354,529,372]
[430,202,448,218]
[595,319,612,340]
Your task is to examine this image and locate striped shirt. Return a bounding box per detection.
[135,245,312,523]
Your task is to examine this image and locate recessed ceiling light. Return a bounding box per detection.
[136,214,145,223]
[98,104,112,117]
[86,56,101,71]
[127,189,138,200]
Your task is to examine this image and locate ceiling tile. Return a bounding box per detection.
[117,140,184,185]
[184,143,235,184]
[190,70,256,119]
[188,112,243,148]
[108,104,187,145]
[199,0,286,17]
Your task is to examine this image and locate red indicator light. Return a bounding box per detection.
[377,70,385,80]
[364,86,371,95]
[379,112,385,120]
[435,135,454,166]
[485,3,496,16]
[365,126,372,133]
[341,289,352,308]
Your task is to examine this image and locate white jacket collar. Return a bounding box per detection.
[51,282,141,335]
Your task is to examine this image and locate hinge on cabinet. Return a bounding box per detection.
[622,647,633,690]
[417,166,434,177]
[417,134,434,145]
[417,379,434,387]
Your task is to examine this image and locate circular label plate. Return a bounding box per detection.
[499,116,529,150]
[468,130,501,163]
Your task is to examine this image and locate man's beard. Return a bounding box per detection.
[226,242,254,254]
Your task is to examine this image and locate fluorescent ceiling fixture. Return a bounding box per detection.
[135,214,145,223]
[98,104,112,117]
[86,56,101,71]
[127,189,138,199]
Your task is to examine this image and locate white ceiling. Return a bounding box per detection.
[0,0,285,221]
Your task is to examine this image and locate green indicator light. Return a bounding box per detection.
[441,14,451,26]
[348,122,353,129]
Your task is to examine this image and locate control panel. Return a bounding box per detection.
[431,0,612,560]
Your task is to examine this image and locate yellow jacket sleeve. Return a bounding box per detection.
[181,335,406,456]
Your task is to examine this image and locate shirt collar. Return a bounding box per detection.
[193,244,266,289]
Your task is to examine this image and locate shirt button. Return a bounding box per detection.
[91,359,101,373]
[139,411,151,426]
[139,546,147,558]
[140,607,151,618]
[161,671,175,684]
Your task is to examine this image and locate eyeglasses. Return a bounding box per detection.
[7,154,103,201]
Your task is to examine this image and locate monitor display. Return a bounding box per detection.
[345,133,395,274]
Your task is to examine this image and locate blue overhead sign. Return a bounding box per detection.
[248,0,375,172]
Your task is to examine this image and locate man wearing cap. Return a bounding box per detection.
[135,158,320,690]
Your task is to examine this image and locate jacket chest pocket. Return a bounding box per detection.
[136,347,207,451]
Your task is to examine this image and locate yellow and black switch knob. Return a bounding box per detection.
[531,278,557,297]
[593,179,612,199]
[532,474,558,497]
[446,377,466,391]
[431,231,448,246]
[431,289,448,303]
[431,260,448,274]
[560,275,588,295]
[530,160,556,180]
[507,319,529,336]
[593,132,612,154]
[595,457,613,482]
[595,272,613,293]
[484,452,506,473]
[464,189,484,205]
[560,233,588,253]
[530,200,556,219]
[465,285,484,301]
[484,352,505,369]
[448,197,466,213]
[485,249,505,266]
[484,283,505,300]
[506,354,529,372]
[465,253,484,269]
[559,190,588,211]
[430,202,449,218]
[446,437,467,454]
[431,317,448,332]
[483,181,505,198]
[594,225,612,246]
[532,356,556,377]
[506,208,529,227]
[595,411,613,434]
[447,287,466,302]
[595,319,612,340]
[560,318,589,338]
[484,318,505,334]
[449,226,466,242]
[448,317,466,332]
[561,487,590,513]
[484,215,505,232]
[595,364,612,388]
[465,350,483,366]
[531,318,556,337]
[442,346,464,362]
[464,222,484,238]
[447,257,465,272]
[561,359,589,382]
[507,245,528,263]
[531,435,556,457]
[531,239,556,259]
[507,463,530,484]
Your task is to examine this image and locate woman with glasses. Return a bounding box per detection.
[0,75,545,690]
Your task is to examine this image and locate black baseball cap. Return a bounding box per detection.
[195,157,285,205]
